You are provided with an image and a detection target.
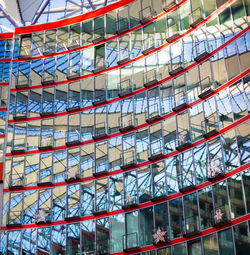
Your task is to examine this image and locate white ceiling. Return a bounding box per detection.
[0,0,44,23]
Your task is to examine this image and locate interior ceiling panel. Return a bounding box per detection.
[18,0,44,22]
[0,0,21,23]
[0,0,44,23]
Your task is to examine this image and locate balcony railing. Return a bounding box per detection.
[11,137,26,154]
[182,215,200,237]
[92,27,105,44]
[94,156,108,177]
[67,94,81,112]
[93,121,107,140]
[149,139,164,161]
[169,55,184,76]
[146,102,161,123]
[207,157,225,181]
[93,196,109,215]
[211,204,231,228]
[93,91,106,106]
[166,17,179,42]
[152,224,170,245]
[15,76,30,89]
[151,180,167,202]
[67,69,81,80]
[163,0,176,12]
[41,73,57,85]
[175,130,192,151]
[198,76,214,99]
[201,115,219,139]
[121,150,136,170]
[144,68,158,88]
[9,172,26,189]
[37,168,53,186]
[116,17,129,35]
[122,191,138,210]
[119,113,135,132]
[7,210,23,227]
[177,169,196,193]
[65,201,81,220]
[189,7,204,28]
[39,135,53,150]
[139,6,153,24]
[118,79,133,98]
[65,165,81,183]
[142,36,155,55]
[66,129,81,146]
[35,207,51,224]
[194,40,210,62]
[123,232,139,252]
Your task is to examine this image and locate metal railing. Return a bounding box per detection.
[94,91,106,104]
[66,165,81,181]
[207,157,224,180]
[118,78,132,95]
[182,215,200,236]
[152,224,170,244]
[201,115,219,136]
[189,7,204,27]
[150,139,163,158]
[95,156,108,174]
[144,68,158,86]
[94,121,106,138]
[67,129,81,144]
[7,210,23,226]
[39,135,53,149]
[147,102,160,120]
[123,190,137,207]
[152,180,166,198]
[123,232,139,251]
[177,169,196,191]
[68,94,81,110]
[35,207,51,223]
[9,172,26,188]
[162,0,176,11]
[12,137,26,152]
[176,130,192,148]
[170,55,184,74]
[122,150,136,167]
[139,6,153,24]
[119,113,134,130]
[211,204,231,226]
[116,17,129,34]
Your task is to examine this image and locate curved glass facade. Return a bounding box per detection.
[0,0,250,254]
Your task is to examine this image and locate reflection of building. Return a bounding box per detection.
[0,0,250,254]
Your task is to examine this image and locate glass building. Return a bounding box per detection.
[0,0,249,254]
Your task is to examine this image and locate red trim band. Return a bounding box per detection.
[0,58,11,63]
[0,33,13,39]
